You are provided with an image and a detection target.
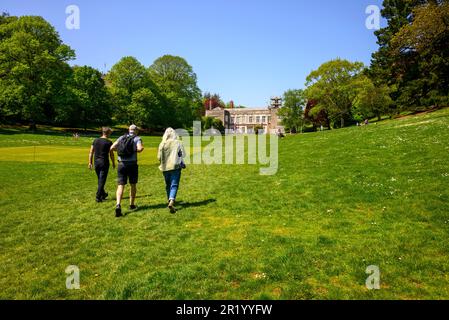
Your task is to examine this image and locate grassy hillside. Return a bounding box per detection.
[0,108,448,299]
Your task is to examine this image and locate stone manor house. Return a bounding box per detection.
[205,97,285,134]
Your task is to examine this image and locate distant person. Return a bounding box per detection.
[364,119,369,125]
[110,125,144,217]
[158,128,186,214]
[88,127,115,203]
[277,129,285,138]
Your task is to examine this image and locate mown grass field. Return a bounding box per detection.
[1,109,449,300]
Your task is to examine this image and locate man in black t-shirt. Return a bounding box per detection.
[89,127,115,202]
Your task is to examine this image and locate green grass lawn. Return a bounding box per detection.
[1,109,449,300]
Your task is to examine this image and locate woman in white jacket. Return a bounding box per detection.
[158,128,186,213]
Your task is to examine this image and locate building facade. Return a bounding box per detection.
[205,97,285,134]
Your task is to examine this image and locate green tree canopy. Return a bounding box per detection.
[106,56,150,97]
[55,66,111,128]
[390,2,449,108]
[127,87,163,130]
[353,77,394,121]
[305,59,365,128]
[106,56,153,124]
[369,0,448,111]
[149,55,202,128]
[149,55,201,100]
[278,89,306,133]
[0,15,75,126]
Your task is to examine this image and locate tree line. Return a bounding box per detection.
[0,13,202,131]
[1,1,448,133]
[280,1,449,132]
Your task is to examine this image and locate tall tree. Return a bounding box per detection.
[0,15,75,127]
[55,66,111,128]
[353,77,394,121]
[106,56,150,97]
[370,0,425,82]
[149,55,201,128]
[278,89,306,133]
[106,56,152,123]
[305,59,365,128]
[390,2,449,108]
[369,0,447,110]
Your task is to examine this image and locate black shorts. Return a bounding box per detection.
[117,162,138,185]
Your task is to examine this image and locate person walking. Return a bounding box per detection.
[110,125,144,217]
[89,127,115,203]
[158,128,186,214]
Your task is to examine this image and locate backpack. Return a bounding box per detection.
[117,135,135,157]
[178,149,186,169]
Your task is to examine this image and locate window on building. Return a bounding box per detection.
[249,116,253,123]
[262,116,266,123]
[256,116,260,123]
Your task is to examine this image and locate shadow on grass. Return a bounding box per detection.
[0,127,70,136]
[177,199,217,210]
[0,125,162,138]
[123,198,217,216]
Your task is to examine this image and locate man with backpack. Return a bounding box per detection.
[110,125,144,217]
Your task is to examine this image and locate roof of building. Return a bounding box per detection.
[206,106,279,115]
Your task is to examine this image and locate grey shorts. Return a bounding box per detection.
[117,162,138,185]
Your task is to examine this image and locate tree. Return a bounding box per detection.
[369,0,448,111]
[390,2,449,108]
[369,0,425,83]
[353,77,394,121]
[149,55,201,128]
[201,116,224,133]
[203,92,225,112]
[55,66,111,128]
[106,56,153,123]
[0,15,75,127]
[106,56,150,96]
[0,12,13,27]
[278,89,305,133]
[127,87,163,129]
[304,99,331,130]
[305,59,365,128]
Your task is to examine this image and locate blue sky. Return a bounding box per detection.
[2,0,385,107]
